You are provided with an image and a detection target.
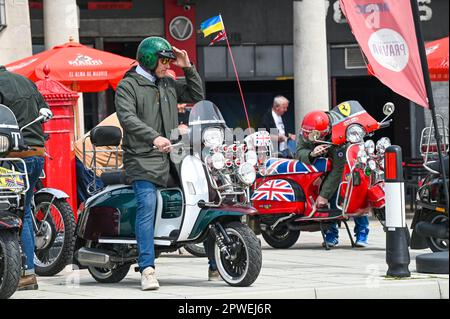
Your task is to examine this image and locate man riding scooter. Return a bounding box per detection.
[115,36,205,290]
[296,110,370,247]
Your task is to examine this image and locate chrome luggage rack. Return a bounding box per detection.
[420,114,449,174]
[83,135,123,195]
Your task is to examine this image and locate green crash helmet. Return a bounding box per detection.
[136,37,176,71]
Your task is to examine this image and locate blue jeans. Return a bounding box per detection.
[326,191,370,239]
[132,180,157,272]
[75,157,104,207]
[204,237,217,271]
[16,156,45,273]
[326,216,370,239]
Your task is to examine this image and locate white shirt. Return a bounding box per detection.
[272,110,287,151]
[136,65,156,83]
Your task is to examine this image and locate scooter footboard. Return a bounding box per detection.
[187,207,255,240]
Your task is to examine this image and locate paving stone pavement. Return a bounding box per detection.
[12,219,449,299]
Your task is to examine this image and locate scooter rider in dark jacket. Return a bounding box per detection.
[0,65,52,290]
[296,110,370,248]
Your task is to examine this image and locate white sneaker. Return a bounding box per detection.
[141,267,159,291]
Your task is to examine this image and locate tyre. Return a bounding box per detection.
[0,231,21,299]
[184,243,207,257]
[261,225,300,249]
[426,215,449,252]
[214,222,262,287]
[88,264,131,283]
[33,193,76,276]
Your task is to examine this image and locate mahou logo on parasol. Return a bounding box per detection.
[68,54,103,66]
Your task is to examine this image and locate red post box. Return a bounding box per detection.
[36,66,79,217]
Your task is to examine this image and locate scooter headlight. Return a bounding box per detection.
[0,135,10,153]
[364,140,375,154]
[357,149,368,164]
[376,137,391,155]
[245,150,258,166]
[211,152,225,170]
[203,127,224,148]
[368,159,377,170]
[346,124,366,144]
[237,162,256,185]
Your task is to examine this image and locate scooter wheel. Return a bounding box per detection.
[426,215,449,252]
[214,222,262,287]
[0,231,21,299]
[88,264,131,283]
[261,226,300,249]
[184,243,207,257]
[33,194,76,276]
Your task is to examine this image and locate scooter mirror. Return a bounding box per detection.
[382,102,395,116]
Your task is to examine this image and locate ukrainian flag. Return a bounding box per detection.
[200,15,224,37]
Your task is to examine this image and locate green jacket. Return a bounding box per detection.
[115,66,204,186]
[296,135,347,200]
[0,65,49,148]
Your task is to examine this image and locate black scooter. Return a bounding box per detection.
[0,104,52,299]
[410,115,449,252]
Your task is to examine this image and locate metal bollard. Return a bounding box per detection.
[384,145,411,277]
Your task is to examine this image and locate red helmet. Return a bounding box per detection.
[301,111,330,142]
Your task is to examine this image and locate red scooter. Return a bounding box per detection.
[247,100,394,249]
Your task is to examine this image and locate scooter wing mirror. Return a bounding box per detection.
[382,102,395,116]
[379,102,395,126]
[39,108,54,122]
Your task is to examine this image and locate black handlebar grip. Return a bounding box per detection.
[379,119,393,129]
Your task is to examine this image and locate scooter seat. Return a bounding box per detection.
[90,126,122,147]
[265,158,330,175]
[100,170,130,185]
[100,170,180,188]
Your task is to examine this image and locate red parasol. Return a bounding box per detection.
[425,36,449,82]
[5,41,137,92]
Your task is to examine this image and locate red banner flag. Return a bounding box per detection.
[340,0,429,108]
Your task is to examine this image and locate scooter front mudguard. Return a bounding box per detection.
[0,211,22,230]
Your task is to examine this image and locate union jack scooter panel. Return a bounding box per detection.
[251,179,296,202]
[264,158,330,175]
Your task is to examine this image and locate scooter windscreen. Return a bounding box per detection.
[0,104,24,154]
[0,104,19,129]
[188,100,226,126]
[328,100,379,145]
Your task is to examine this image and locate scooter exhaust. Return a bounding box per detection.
[75,247,112,268]
[415,222,449,239]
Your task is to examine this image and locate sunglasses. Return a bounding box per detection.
[160,58,172,65]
